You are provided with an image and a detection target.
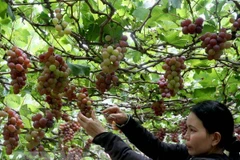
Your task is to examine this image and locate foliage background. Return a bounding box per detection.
[0,0,240,159]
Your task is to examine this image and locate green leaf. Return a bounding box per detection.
[0,1,7,13]
[169,0,182,8]
[131,51,142,63]
[132,7,149,21]
[20,116,31,129]
[7,5,15,21]
[0,1,7,18]
[0,18,10,24]
[4,94,23,111]
[67,62,90,76]
[37,11,50,24]
[193,69,219,87]
[193,87,216,101]
[19,104,31,117]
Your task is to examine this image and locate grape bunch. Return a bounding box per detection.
[235,126,240,141]
[63,85,77,101]
[179,119,187,138]
[181,17,204,34]
[37,47,70,96]
[171,132,180,143]
[200,28,232,60]
[100,35,128,74]
[160,56,186,98]
[84,138,92,150]
[59,121,81,143]
[52,8,71,36]
[25,129,45,151]
[66,147,83,160]
[2,107,24,155]
[230,17,240,31]
[76,88,93,117]
[32,111,54,129]
[151,100,166,116]
[6,46,31,94]
[45,94,62,110]
[95,71,118,93]
[155,128,166,141]
[61,113,71,122]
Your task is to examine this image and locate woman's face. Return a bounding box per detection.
[184,112,215,156]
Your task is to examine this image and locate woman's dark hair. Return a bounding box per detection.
[190,100,240,159]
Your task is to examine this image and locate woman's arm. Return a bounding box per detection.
[119,116,189,160]
[93,132,152,160]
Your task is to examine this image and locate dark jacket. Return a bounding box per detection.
[93,117,229,160]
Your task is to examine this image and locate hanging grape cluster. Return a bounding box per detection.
[159,56,186,98]
[59,121,81,143]
[155,128,166,141]
[66,147,83,160]
[230,17,240,31]
[235,126,240,141]
[1,107,24,155]
[52,8,71,36]
[100,35,128,74]
[179,119,187,138]
[181,17,204,34]
[151,100,166,116]
[200,28,232,60]
[32,111,54,129]
[76,88,93,118]
[95,71,118,93]
[37,47,70,96]
[63,85,77,101]
[25,129,45,151]
[6,46,31,94]
[170,132,180,143]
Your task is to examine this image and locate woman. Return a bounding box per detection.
[77,100,240,160]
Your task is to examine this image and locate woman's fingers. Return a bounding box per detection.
[77,112,89,125]
[102,105,120,114]
[91,111,97,120]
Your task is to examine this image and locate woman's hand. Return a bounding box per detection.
[77,111,106,138]
[102,105,128,125]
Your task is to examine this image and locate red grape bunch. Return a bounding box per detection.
[83,138,92,150]
[63,85,77,101]
[230,17,240,31]
[31,111,54,129]
[2,107,24,155]
[76,88,93,118]
[200,28,232,60]
[45,94,62,111]
[171,132,180,143]
[235,126,240,141]
[155,128,166,141]
[25,129,45,151]
[6,46,31,94]
[59,121,81,143]
[151,100,166,116]
[181,17,204,34]
[37,46,70,96]
[179,119,187,138]
[66,147,83,160]
[100,35,128,74]
[159,56,186,98]
[52,8,71,36]
[95,71,119,93]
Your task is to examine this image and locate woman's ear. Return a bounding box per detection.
[211,132,221,146]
